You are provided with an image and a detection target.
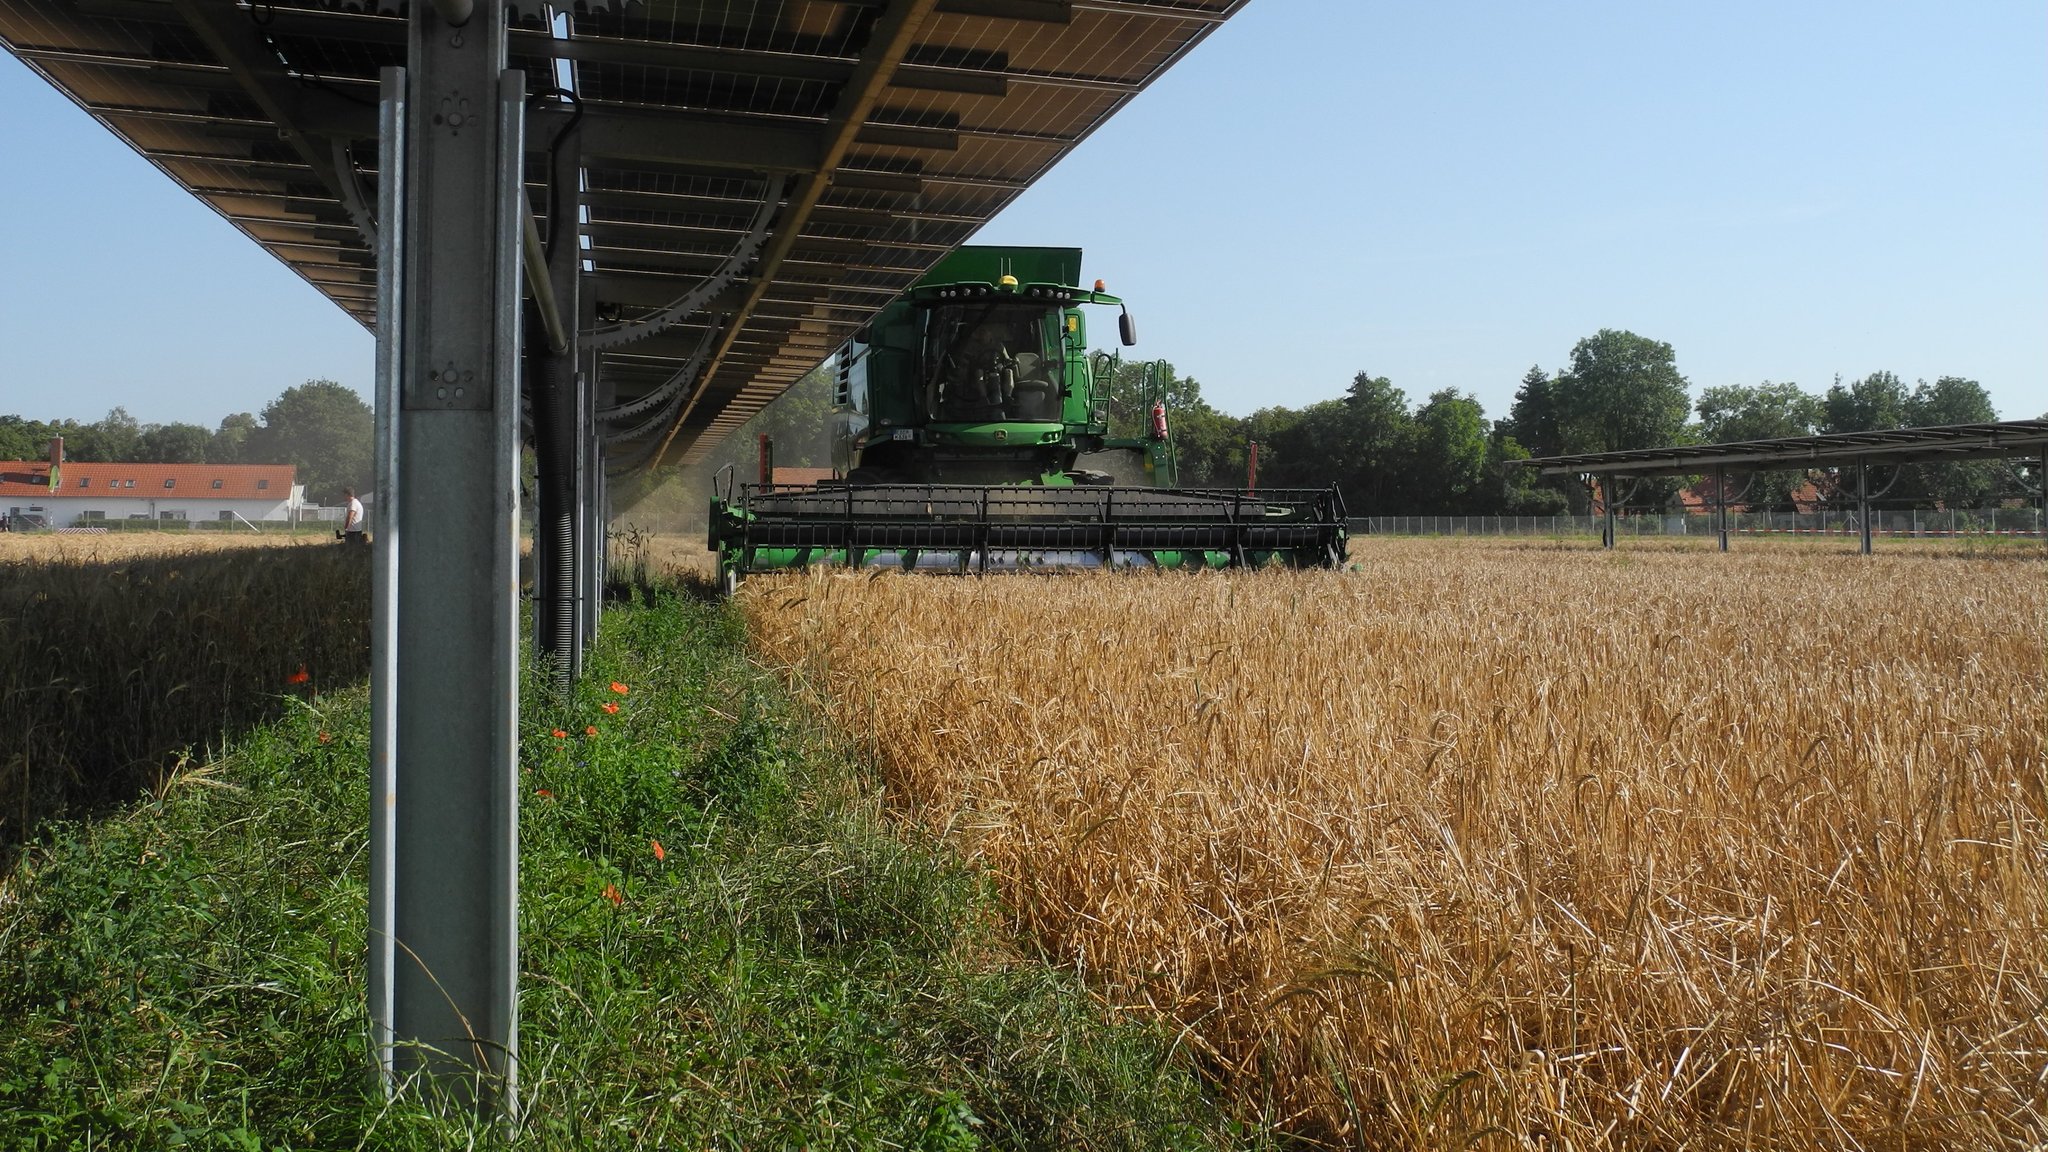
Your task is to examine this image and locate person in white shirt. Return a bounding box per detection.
[342,487,366,545]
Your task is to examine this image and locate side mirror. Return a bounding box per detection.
[1118,309,1137,347]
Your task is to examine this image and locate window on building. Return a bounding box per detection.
[257,479,270,490]
[77,477,89,488]
[210,479,224,490]
[218,510,234,521]
[164,479,176,489]
[79,510,104,521]
[123,479,136,488]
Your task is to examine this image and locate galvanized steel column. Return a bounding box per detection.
[581,303,606,644]
[372,0,523,1110]
[1715,465,1729,552]
[367,66,405,1089]
[533,118,583,682]
[1857,458,1872,555]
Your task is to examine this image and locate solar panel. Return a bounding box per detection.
[1,0,1244,466]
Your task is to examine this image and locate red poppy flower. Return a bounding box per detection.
[286,666,311,685]
[551,728,567,739]
[316,731,331,745]
[650,839,666,862]
[609,682,629,696]
[602,701,620,714]
[534,788,553,799]
[602,883,622,906]
[584,725,598,736]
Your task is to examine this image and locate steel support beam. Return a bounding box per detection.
[1857,458,1872,555]
[367,66,405,1101]
[582,290,607,647]
[1715,465,1729,552]
[532,117,584,682]
[1601,479,1617,549]
[370,0,524,1110]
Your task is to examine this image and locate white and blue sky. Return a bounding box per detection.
[2,1,2042,428]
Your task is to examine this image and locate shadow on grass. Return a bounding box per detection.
[0,543,369,858]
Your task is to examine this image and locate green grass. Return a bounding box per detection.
[0,582,1255,1150]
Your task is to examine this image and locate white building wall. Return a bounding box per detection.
[3,496,300,527]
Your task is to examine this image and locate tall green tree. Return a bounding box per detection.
[1555,329,1692,454]
[66,408,143,463]
[1403,389,1489,512]
[1695,381,1823,509]
[1162,401,1244,488]
[1820,371,1909,434]
[1505,365,1563,456]
[1904,375,1998,428]
[246,381,373,503]
[1504,365,1578,510]
[1555,330,1693,510]
[211,413,259,464]
[1696,381,1822,444]
[1335,372,1414,507]
[0,416,60,462]
[1482,428,1570,515]
[1818,372,2004,508]
[1903,376,2001,507]
[138,422,213,464]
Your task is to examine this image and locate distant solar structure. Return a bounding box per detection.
[1525,420,2048,477]
[1522,420,2048,553]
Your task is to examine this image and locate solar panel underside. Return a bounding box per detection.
[0,0,1241,465]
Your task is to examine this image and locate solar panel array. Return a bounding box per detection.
[1,0,1241,465]
[1527,420,2048,476]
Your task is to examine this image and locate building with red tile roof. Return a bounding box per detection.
[0,461,303,527]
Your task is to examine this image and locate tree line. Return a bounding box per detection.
[18,332,2024,515]
[0,381,372,504]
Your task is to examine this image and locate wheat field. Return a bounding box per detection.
[0,534,369,849]
[743,540,2048,1149]
[0,530,328,562]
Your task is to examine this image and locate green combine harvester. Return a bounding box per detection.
[709,246,1346,586]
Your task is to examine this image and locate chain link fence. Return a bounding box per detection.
[1353,508,2047,540]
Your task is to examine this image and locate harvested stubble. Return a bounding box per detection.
[744,541,2048,1149]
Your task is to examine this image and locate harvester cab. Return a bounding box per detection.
[710,246,1345,586]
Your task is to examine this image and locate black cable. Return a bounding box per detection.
[527,87,582,264]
